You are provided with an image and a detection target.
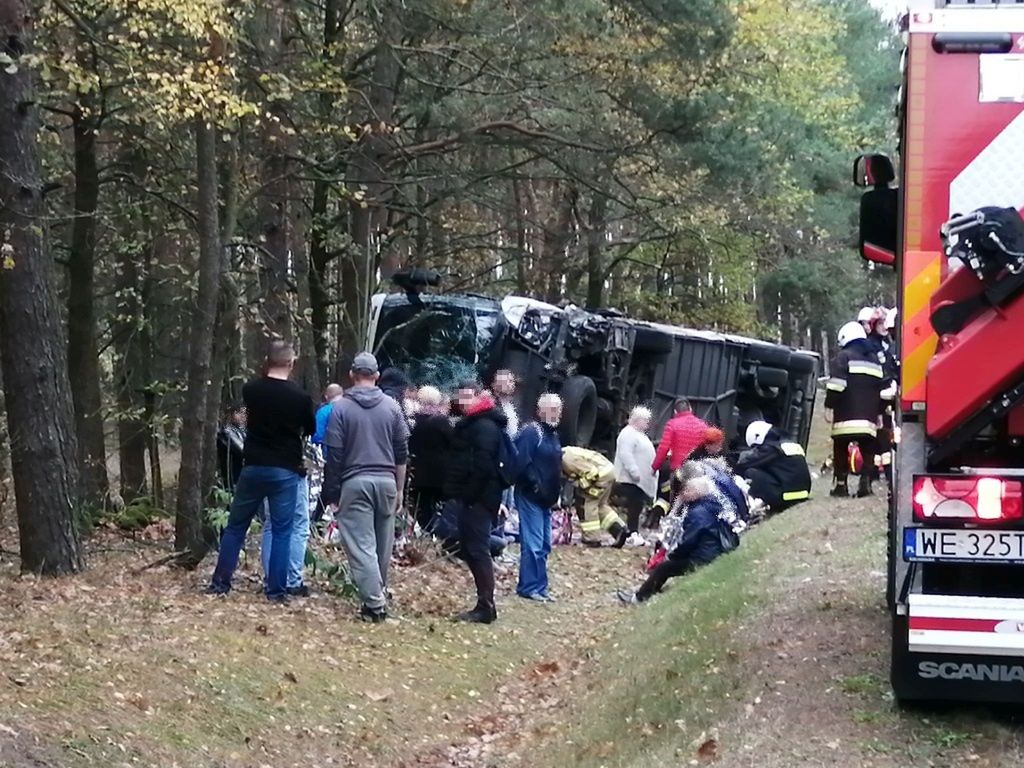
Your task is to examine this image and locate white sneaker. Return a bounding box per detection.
[625,532,647,548]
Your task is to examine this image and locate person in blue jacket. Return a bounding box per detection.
[514,393,564,602]
[617,462,733,604]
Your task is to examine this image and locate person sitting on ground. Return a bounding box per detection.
[613,406,658,547]
[321,352,410,623]
[691,428,751,524]
[561,446,629,548]
[443,381,507,624]
[208,342,316,602]
[735,420,812,514]
[408,385,453,532]
[514,393,564,603]
[617,462,736,604]
[651,398,710,474]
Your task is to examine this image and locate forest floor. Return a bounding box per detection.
[4,455,1024,766]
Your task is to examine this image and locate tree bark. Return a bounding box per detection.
[67,101,109,507]
[174,119,223,567]
[0,0,83,574]
[585,194,608,309]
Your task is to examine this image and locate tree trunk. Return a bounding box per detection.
[67,102,108,507]
[585,193,608,309]
[174,119,223,567]
[0,1,83,574]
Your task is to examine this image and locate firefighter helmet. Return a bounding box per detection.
[745,420,772,448]
[838,321,867,347]
[857,306,876,323]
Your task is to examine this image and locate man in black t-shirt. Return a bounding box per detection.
[209,342,315,602]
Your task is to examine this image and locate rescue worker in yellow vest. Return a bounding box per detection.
[735,421,812,513]
[561,446,629,548]
[826,321,886,498]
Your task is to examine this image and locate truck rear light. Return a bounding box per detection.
[913,476,1024,523]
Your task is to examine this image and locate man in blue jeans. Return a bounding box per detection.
[261,476,310,596]
[208,342,316,602]
[514,394,563,602]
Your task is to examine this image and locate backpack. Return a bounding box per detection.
[497,430,520,489]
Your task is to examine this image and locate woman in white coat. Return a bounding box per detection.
[613,406,658,545]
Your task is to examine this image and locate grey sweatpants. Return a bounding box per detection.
[337,475,398,610]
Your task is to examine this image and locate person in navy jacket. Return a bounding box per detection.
[514,394,564,602]
[617,462,733,604]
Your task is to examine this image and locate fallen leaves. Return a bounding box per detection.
[697,737,719,761]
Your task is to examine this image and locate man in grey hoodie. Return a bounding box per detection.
[321,352,410,622]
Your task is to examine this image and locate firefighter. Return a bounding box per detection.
[735,420,812,513]
[868,309,899,489]
[561,446,629,548]
[827,321,885,498]
[857,306,879,336]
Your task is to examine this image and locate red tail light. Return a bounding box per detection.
[913,476,1024,524]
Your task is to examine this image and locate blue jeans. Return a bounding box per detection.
[210,466,301,599]
[261,477,310,590]
[515,491,551,598]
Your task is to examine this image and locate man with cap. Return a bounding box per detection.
[321,352,410,623]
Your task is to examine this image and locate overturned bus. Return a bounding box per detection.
[366,273,819,451]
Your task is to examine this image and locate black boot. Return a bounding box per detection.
[830,479,850,498]
[609,522,629,549]
[857,475,874,498]
[456,600,496,624]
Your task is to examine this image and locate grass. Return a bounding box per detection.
[534,505,815,768]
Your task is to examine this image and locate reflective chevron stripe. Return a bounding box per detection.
[827,377,848,392]
[781,442,805,457]
[848,361,884,378]
[832,419,878,437]
[782,490,810,502]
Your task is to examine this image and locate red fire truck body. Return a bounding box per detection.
[858,1,1024,703]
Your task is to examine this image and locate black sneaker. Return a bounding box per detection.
[267,594,290,605]
[286,585,311,598]
[205,584,230,596]
[830,485,850,498]
[360,605,387,623]
[611,526,629,550]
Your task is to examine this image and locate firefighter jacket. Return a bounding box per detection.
[562,446,615,497]
[734,428,811,504]
[867,333,899,403]
[825,339,885,437]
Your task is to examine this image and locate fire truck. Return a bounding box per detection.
[855,0,1024,703]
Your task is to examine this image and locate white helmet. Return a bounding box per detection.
[885,307,897,331]
[838,321,867,347]
[857,306,876,323]
[745,420,772,448]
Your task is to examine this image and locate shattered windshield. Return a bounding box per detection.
[372,298,502,389]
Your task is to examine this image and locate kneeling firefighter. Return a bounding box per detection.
[561,446,629,548]
[826,321,885,498]
[735,421,812,513]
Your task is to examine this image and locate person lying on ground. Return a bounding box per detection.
[735,420,812,514]
[617,462,738,604]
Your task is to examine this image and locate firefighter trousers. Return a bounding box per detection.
[832,434,876,484]
[579,470,624,542]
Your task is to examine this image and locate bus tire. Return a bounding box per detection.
[560,375,598,447]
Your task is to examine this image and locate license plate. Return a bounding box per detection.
[904,528,1024,563]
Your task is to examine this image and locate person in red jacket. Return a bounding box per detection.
[651,399,710,473]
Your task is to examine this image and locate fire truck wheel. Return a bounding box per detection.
[755,365,789,390]
[632,327,674,356]
[560,375,598,447]
[745,342,792,369]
